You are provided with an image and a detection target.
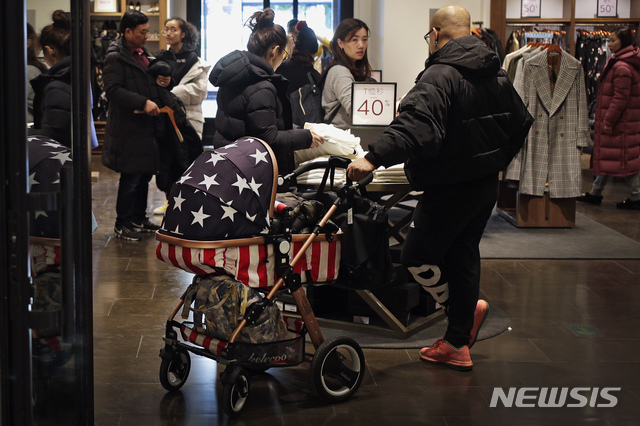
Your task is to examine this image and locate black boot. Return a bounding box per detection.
[616,198,640,210]
[576,192,603,205]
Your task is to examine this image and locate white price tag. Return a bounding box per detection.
[597,0,617,17]
[521,0,541,18]
[94,0,118,12]
[351,82,397,126]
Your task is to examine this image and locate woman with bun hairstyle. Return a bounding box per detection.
[277,20,321,97]
[30,10,98,148]
[30,10,73,146]
[209,8,323,176]
[321,18,372,129]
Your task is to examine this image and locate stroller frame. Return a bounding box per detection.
[157,146,369,417]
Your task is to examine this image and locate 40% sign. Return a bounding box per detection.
[351,82,397,126]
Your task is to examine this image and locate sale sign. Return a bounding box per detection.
[521,0,541,18]
[351,82,397,126]
[597,0,617,17]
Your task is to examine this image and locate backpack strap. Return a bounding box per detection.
[325,103,341,124]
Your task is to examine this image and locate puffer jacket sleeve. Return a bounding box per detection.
[171,59,210,107]
[604,63,632,128]
[103,52,149,110]
[40,83,72,146]
[366,76,450,168]
[245,85,311,153]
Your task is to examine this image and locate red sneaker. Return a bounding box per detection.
[420,339,472,371]
[468,299,489,349]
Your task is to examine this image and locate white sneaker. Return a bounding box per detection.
[154,200,168,215]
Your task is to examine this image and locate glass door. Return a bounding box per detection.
[1,0,94,424]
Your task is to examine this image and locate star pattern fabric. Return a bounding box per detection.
[27,135,72,238]
[160,137,276,241]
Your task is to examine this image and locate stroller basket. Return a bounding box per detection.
[179,315,306,367]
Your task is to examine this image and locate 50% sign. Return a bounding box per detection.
[521,0,541,18]
[598,0,617,17]
[351,82,397,126]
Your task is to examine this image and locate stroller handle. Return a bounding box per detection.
[279,156,351,186]
[349,170,374,188]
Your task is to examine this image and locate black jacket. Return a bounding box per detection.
[31,56,72,147]
[101,38,165,174]
[209,50,311,176]
[366,35,533,188]
[278,57,321,97]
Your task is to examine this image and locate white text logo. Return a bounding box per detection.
[489,387,620,408]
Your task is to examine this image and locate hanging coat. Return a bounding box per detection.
[591,45,640,177]
[506,50,591,198]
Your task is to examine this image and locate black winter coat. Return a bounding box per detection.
[366,35,533,188]
[102,38,165,174]
[209,50,312,176]
[31,57,72,147]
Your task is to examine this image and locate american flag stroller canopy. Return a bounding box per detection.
[156,137,342,288]
[159,137,278,241]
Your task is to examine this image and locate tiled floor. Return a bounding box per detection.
[86,155,640,425]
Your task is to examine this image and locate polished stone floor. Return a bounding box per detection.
[85,155,640,426]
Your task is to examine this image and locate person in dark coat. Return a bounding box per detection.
[30,11,99,149]
[209,8,323,177]
[348,6,533,371]
[102,10,163,241]
[577,27,640,210]
[30,11,73,147]
[278,20,321,97]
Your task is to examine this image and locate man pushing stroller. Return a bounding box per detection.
[348,5,533,370]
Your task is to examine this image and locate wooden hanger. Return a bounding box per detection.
[545,44,563,54]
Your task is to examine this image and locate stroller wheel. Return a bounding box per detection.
[159,349,191,391]
[221,368,249,417]
[310,336,365,403]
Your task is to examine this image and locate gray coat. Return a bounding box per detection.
[506,50,590,198]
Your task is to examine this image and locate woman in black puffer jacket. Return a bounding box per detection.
[209,8,323,177]
[30,10,73,147]
[31,10,98,149]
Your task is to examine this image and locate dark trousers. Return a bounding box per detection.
[402,174,499,348]
[115,172,153,227]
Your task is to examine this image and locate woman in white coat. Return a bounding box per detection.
[155,17,210,214]
[158,17,210,138]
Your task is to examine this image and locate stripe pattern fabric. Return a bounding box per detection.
[156,239,340,288]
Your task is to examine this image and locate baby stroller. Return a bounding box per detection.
[156,137,371,416]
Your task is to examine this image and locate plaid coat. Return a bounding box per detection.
[506,50,590,198]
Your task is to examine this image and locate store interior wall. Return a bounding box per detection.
[27,0,491,111]
[354,0,489,98]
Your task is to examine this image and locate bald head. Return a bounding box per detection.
[431,5,471,48]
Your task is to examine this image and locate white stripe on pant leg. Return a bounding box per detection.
[408,264,449,305]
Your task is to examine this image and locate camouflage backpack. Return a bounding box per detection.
[181,274,291,344]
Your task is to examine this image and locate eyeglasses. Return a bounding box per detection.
[162,27,180,35]
[424,27,440,43]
